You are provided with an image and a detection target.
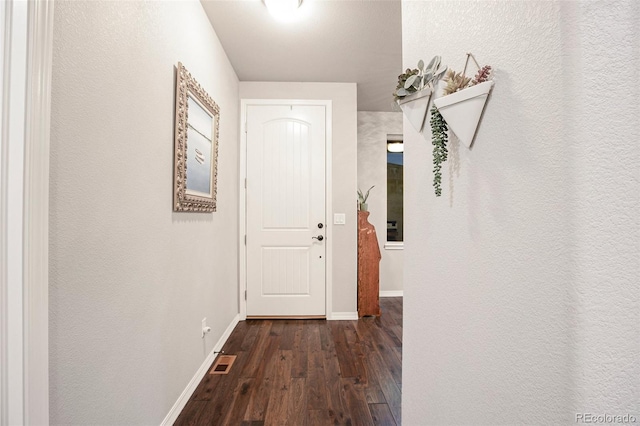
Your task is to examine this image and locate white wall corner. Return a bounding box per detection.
[160,314,240,426]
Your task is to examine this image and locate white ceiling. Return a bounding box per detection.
[200,0,402,112]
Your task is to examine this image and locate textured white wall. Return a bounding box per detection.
[239,82,358,315]
[49,1,240,424]
[357,111,404,293]
[402,1,639,424]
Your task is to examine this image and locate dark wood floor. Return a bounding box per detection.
[175,297,402,426]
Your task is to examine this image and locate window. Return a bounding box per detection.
[387,135,403,243]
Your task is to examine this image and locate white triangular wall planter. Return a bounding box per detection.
[433,80,494,148]
[397,89,432,133]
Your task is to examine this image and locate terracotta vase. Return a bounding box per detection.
[357,211,381,317]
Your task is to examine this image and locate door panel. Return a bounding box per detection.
[261,247,309,295]
[246,105,326,317]
[261,119,310,229]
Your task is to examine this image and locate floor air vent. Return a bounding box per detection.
[209,355,237,375]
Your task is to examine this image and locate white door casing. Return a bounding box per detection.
[244,103,328,317]
[1,1,53,424]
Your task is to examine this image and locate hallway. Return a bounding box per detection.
[176,298,403,425]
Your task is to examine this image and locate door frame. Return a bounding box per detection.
[239,99,333,320]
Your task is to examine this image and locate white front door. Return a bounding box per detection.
[246,104,326,317]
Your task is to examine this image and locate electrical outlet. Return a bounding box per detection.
[201,317,212,338]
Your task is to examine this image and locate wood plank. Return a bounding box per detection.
[287,377,309,426]
[330,321,362,379]
[291,320,310,378]
[390,345,402,386]
[242,332,281,422]
[173,400,205,426]
[279,320,296,350]
[366,347,402,425]
[240,319,262,351]
[306,322,328,411]
[319,322,350,425]
[241,320,274,378]
[308,409,330,426]
[340,378,375,426]
[355,319,402,423]
[223,320,248,353]
[291,320,307,351]
[357,321,402,387]
[359,344,387,403]
[369,403,397,426]
[391,324,403,343]
[269,319,285,338]
[240,421,265,426]
[391,345,402,361]
[343,322,368,386]
[221,378,255,425]
[263,350,293,425]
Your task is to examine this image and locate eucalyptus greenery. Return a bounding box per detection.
[394,68,418,100]
[430,105,448,197]
[394,56,447,100]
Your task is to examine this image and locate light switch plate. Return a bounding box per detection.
[334,213,346,225]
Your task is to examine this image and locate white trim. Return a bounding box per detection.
[384,242,404,250]
[330,312,358,321]
[3,3,28,423]
[239,99,333,320]
[160,314,241,426]
[324,103,333,320]
[0,2,12,423]
[380,290,404,298]
[23,1,53,424]
[1,1,53,424]
[239,101,247,320]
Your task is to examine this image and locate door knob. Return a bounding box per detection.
[312,235,324,241]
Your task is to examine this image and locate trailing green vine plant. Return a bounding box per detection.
[429,55,492,197]
[430,105,448,197]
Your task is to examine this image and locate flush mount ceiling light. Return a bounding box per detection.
[265,0,303,22]
[387,134,404,153]
[387,142,404,153]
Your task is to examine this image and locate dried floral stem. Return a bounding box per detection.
[472,65,492,85]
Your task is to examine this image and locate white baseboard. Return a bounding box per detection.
[380,290,404,297]
[161,314,240,426]
[330,312,359,320]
